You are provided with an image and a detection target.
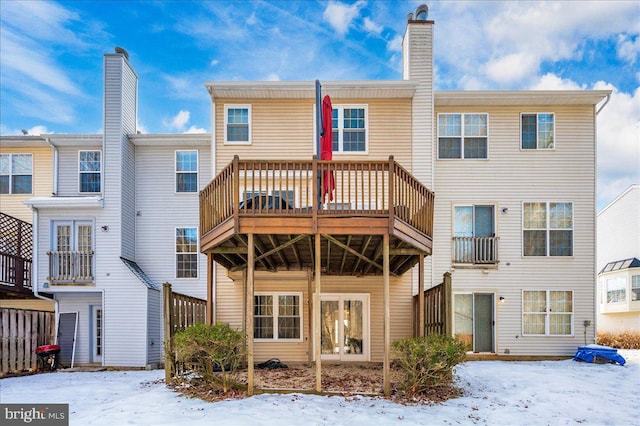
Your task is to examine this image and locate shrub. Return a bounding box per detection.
[597,331,640,349]
[172,322,245,393]
[392,334,466,398]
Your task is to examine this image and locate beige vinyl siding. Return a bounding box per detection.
[0,146,52,222]
[434,104,596,355]
[214,98,413,174]
[215,269,413,363]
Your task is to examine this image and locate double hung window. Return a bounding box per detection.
[176,151,198,192]
[331,106,367,153]
[523,202,573,256]
[523,290,573,335]
[225,105,251,144]
[438,113,488,159]
[79,151,101,193]
[254,293,302,340]
[0,153,32,194]
[521,113,554,149]
[176,227,198,278]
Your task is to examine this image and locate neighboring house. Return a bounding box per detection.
[0,5,609,375]
[597,185,640,332]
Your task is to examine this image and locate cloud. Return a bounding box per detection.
[386,34,402,52]
[594,84,640,208]
[0,125,52,136]
[184,125,207,134]
[484,53,539,85]
[530,73,585,90]
[165,110,191,131]
[616,34,640,64]
[265,73,280,81]
[323,0,366,36]
[136,120,148,134]
[363,17,382,35]
[210,59,219,67]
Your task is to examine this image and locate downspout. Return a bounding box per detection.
[44,137,58,195]
[591,92,610,342]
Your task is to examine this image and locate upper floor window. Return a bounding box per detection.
[332,106,367,153]
[523,290,573,335]
[632,275,640,301]
[523,202,573,257]
[176,150,198,192]
[0,153,32,194]
[175,227,198,278]
[438,113,488,159]
[79,151,101,193]
[225,105,251,144]
[521,113,554,149]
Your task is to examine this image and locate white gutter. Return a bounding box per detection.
[44,137,59,195]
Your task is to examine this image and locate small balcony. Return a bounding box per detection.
[47,251,95,284]
[200,156,434,276]
[0,213,33,297]
[452,236,499,266]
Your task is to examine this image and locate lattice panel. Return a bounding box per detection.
[0,213,33,259]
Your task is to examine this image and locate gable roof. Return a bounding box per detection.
[599,257,640,275]
[121,257,160,290]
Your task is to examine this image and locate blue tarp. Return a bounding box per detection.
[574,344,626,366]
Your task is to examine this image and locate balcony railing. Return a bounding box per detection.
[0,253,32,293]
[200,155,435,240]
[452,236,499,265]
[47,251,94,283]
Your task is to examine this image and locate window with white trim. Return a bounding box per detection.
[79,151,101,193]
[0,153,32,194]
[175,227,198,278]
[606,277,626,303]
[523,202,573,256]
[438,113,488,159]
[521,113,554,149]
[523,290,573,335]
[176,150,198,192]
[331,106,367,153]
[254,293,302,340]
[225,105,251,144]
[632,275,640,301]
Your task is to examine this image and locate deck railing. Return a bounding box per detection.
[0,213,33,295]
[452,236,499,264]
[200,155,435,239]
[47,251,94,283]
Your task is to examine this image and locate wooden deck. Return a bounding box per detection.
[199,156,434,276]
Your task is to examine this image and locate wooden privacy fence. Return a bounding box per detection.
[0,308,55,376]
[163,282,207,383]
[413,272,452,337]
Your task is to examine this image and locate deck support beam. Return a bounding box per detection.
[383,233,390,396]
[418,253,424,337]
[247,233,255,396]
[314,233,322,392]
[206,253,214,325]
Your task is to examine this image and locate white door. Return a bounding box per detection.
[320,294,369,361]
[91,305,103,363]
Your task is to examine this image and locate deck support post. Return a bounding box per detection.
[418,254,424,337]
[314,233,322,392]
[247,233,255,396]
[383,233,390,396]
[206,254,214,325]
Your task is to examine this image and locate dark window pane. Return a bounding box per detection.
[278,317,300,339]
[177,173,197,192]
[464,137,487,158]
[176,254,198,278]
[80,173,101,193]
[439,138,462,158]
[524,230,546,256]
[12,175,32,194]
[549,230,572,256]
[522,114,537,149]
[343,130,365,152]
[254,317,274,339]
[227,125,248,142]
[0,176,9,194]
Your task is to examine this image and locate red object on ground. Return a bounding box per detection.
[320,95,335,202]
[35,344,61,356]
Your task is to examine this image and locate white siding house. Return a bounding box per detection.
[597,185,640,332]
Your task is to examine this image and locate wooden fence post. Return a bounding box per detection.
[163,282,174,384]
[442,272,453,336]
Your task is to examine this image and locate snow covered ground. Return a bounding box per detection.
[2,350,638,425]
